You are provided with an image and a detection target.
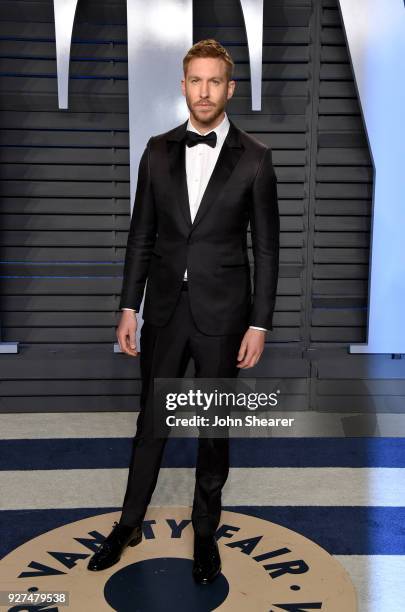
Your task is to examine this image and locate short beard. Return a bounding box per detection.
[187,97,226,127]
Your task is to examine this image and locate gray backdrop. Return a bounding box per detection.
[0,0,404,421]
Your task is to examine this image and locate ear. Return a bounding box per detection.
[227,79,236,100]
[181,78,186,96]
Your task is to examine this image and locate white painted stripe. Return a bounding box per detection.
[0,413,137,439]
[335,555,405,612]
[0,467,403,510]
[1,412,405,438]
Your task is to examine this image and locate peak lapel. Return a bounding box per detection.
[166,118,244,233]
[191,120,244,232]
[167,120,192,229]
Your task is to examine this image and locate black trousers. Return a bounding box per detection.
[119,281,245,537]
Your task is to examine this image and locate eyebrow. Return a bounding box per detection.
[188,75,224,81]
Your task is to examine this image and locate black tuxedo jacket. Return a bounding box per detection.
[119,117,280,335]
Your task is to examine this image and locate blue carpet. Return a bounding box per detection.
[1,505,404,560]
[1,437,404,470]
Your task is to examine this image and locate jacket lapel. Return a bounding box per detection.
[167,117,244,233]
[167,122,192,228]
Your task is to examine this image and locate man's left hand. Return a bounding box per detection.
[237,328,266,369]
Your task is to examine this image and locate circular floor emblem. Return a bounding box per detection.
[0,508,357,611]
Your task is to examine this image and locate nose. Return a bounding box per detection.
[199,81,209,98]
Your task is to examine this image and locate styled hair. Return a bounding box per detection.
[183,39,235,81]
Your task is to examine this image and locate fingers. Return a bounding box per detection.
[237,332,264,369]
[237,347,261,369]
[117,324,138,357]
[237,339,247,362]
[125,332,138,356]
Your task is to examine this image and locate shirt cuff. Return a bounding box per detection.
[121,308,137,312]
[249,325,267,331]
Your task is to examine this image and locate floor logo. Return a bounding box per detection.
[0,508,357,611]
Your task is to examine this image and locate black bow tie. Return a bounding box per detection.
[185,130,217,148]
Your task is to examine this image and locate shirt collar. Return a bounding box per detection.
[186,111,230,147]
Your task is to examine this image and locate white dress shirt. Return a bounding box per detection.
[122,112,266,332]
[183,111,230,282]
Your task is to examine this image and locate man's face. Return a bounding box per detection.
[181,57,235,126]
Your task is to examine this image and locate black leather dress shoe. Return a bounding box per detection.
[192,535,221,584]
[87,521,142,571]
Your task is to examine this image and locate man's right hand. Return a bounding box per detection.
[117,310,138,357]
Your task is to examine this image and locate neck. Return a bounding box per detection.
[189,111,225,134]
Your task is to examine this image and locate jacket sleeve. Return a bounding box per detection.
[118,137,157,310]
[248,147,280,330]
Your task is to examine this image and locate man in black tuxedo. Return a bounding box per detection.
[88,39,279,583]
